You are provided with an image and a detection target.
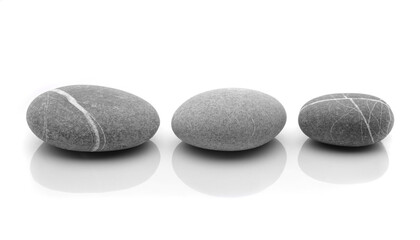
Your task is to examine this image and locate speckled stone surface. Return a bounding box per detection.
[172,88,287,151]
[27,85,160,152]
[298,93,394,147]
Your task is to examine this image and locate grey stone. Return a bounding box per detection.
[298,93,394,147]
[27,85,160,152]
[171,88,287,151]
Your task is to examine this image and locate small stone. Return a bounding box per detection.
[298,93,394,147]
[27,85,160,152]
[171,88,287,151]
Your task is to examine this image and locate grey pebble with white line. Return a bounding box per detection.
[27,85,160,152]
[298,93,394,147]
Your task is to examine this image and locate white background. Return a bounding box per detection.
[1,0,419,239]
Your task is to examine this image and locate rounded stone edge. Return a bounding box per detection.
[298,93,394,147]
[26,85,161,152]
[171,88,287,152]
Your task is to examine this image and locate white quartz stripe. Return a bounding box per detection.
[345,96,375,143]
[300,95,392,144]
[51,89,101,151]
[300,97,388,111]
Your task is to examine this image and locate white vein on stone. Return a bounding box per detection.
[51,89,104,151]
[379,103,383,132]
[329,110,354,142]
[367,101,378,124]
[344,95,375,143]
[91,116,107,151]
[43,92,50,142]
[386,104,393,133]
[250,117,256,137]
[300,97,388,112]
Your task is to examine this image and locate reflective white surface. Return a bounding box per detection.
[298,140,388,184]
[172,140,286,197]
[1,0,419,239]
[31,142,160,193]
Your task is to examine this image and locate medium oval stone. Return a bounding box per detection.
[171,88,287,151]
[298,93,394,147]
[27,85,160,152]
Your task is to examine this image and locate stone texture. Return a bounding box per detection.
[171,88,287,151]
[27,85,160,152]
[298,93,394,147]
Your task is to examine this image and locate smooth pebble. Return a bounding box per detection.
[172,88,287,151]
[27,85,160,152]
[298,93,394,147]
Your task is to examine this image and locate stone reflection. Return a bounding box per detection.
[172,139,287,197]
[31,141,160,193]
[298,140,389,184]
